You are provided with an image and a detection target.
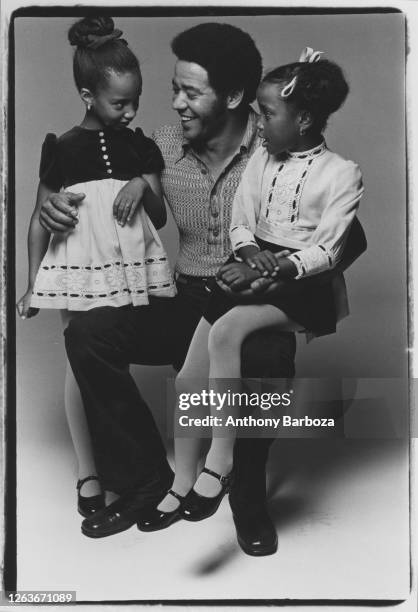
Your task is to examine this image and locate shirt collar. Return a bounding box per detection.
[175,106,260,163]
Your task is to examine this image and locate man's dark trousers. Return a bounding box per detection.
[65,277,296,516]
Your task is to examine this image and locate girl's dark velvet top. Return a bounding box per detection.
[39,126,165,191]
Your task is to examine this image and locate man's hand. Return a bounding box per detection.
[217,262,260,291]
[216,277,255,298]
[113,177,149,226]
[249,250,292,293]
[216,250,292,296]
[250,276,275,292]
[216,274,286,299]
[39,192,85,233]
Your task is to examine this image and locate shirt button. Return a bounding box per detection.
[213,229,219,237]
[106,161,111,166]
[100,138,105,144]
[103,154,109,160]
[107,169,112,174]
[212,210,219,217]
[101,146,107,152]
[99,131,104,137]
[201,168,208,175]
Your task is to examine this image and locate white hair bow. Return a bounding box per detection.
[298,46,324,63]
[280,46,324,98]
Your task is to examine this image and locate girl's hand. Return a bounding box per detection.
[246,249,292,278]
[16,289,39,320]
[246,249,280,277]
[113,177,149,227]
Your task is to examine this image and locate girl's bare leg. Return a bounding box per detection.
[157,317,212,512]
[193,304,302,498]
[61,310,101,497]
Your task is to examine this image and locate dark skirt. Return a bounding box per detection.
[203,239,337,336]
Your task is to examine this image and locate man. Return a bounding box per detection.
[40,23,365,555]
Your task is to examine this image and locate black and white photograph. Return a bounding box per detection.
[1,0,416,608]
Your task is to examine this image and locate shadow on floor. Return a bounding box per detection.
[267,437,408,526]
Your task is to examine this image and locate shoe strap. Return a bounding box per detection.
[77,475,100,491]
[167,489,185,502]
[202,467,231,486]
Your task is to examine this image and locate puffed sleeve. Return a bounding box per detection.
[38,133,63,190]
[287,161,364,278]
[133,127,165,174]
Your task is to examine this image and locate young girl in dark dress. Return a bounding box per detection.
[138,49,364,531]
[16,17,175,517]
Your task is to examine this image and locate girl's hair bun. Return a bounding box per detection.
[68,16,122,49]
[68,16,140,93]
[301,61,348,116]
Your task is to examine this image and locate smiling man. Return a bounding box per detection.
[39,22,364,556]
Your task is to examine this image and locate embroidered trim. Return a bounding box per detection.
[33,284,174,299]
[287,253,305,279]
[287,140,327,160]
[40,257,168,271]
[265,158,314,225]
[32,258,176,308]
[291,253,306,276]
[265,163,285,219]
[288,244,334,280]
[318,244,333,266]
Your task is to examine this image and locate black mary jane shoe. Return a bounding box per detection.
[137,489,185,532]
[81,468,174,538]
[181,467,232,522]
[77,475,106,518]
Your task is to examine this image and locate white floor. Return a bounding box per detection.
[16,413,410,601]
[15,319,411,603]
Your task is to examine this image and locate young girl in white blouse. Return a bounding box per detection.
[138,49,364,531]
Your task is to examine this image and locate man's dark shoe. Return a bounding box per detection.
[232,509,278,556]
[81,469,173,538]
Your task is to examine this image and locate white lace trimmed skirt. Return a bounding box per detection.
[31,179,176,311]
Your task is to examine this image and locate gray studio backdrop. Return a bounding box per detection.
[15,13,406,448]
